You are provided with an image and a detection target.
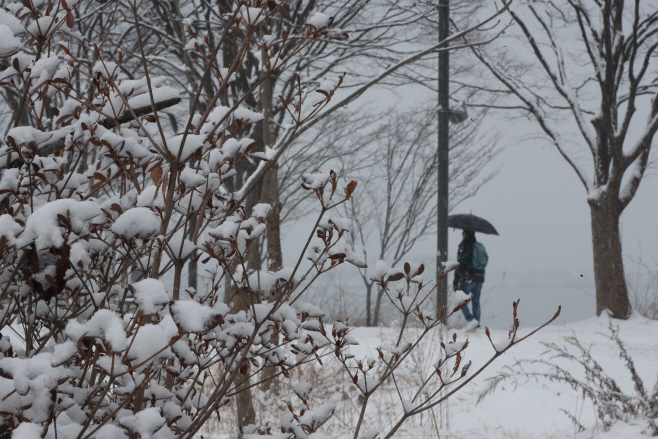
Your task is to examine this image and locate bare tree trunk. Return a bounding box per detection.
[235,379,257,435]
[373,286,385,326]
[258,166,282,392]
[3,87,30,130]
[365,282,373,327]
[259,54,283,390]
[188,215,197,291]
[233,191,261,435]
[263,167,282,272]
[589,198,631,319]
[259,39,281,273]
[220,165,259,434]
[232,274,257,437]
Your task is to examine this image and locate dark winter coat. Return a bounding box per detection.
[453,234,485,288]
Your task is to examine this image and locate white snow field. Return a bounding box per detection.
[200,312,658,439]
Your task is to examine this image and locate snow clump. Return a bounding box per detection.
[111,207,160,239]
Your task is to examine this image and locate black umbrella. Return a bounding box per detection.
[448,214,499,235]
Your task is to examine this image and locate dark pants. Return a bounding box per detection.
[458,281,483,324]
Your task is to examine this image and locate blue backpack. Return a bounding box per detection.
[472,242,488,270]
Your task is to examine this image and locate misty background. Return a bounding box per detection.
[279,83,658,329]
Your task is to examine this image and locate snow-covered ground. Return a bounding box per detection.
[203,312,658,439]
[398,314,657,438]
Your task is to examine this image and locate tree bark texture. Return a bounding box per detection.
[365,283,373,327]
[263,166,283,272]
[229,276,257,437]
[233,187,261,434]
[221,171,259,434]
[258,63,282,390]
[373,287,385,326]
[589,198,631,319]
[235,375,257,437]
[258,46,282,273]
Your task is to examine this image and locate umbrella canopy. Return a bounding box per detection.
[448,214,499,235]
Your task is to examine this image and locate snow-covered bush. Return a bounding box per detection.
[0,0,554,437]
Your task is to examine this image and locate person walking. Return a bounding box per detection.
[453,230,487,330]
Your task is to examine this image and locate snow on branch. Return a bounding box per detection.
[1,97,181,169]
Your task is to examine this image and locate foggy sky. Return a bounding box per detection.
[281,82,658,327]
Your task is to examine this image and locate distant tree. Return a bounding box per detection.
[471,0,658,319]
[273,0,503,328]
[346,106,498,326]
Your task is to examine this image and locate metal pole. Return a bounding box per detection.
[437,4,452,429]
[437,0,449,314]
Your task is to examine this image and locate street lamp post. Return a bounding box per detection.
[437,0,450,314]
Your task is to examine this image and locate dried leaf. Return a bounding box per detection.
[45,274,57,288]
[387,272,404,282]
[150,163,163,185]
[93,172,108,184]
[344,180,357,198]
